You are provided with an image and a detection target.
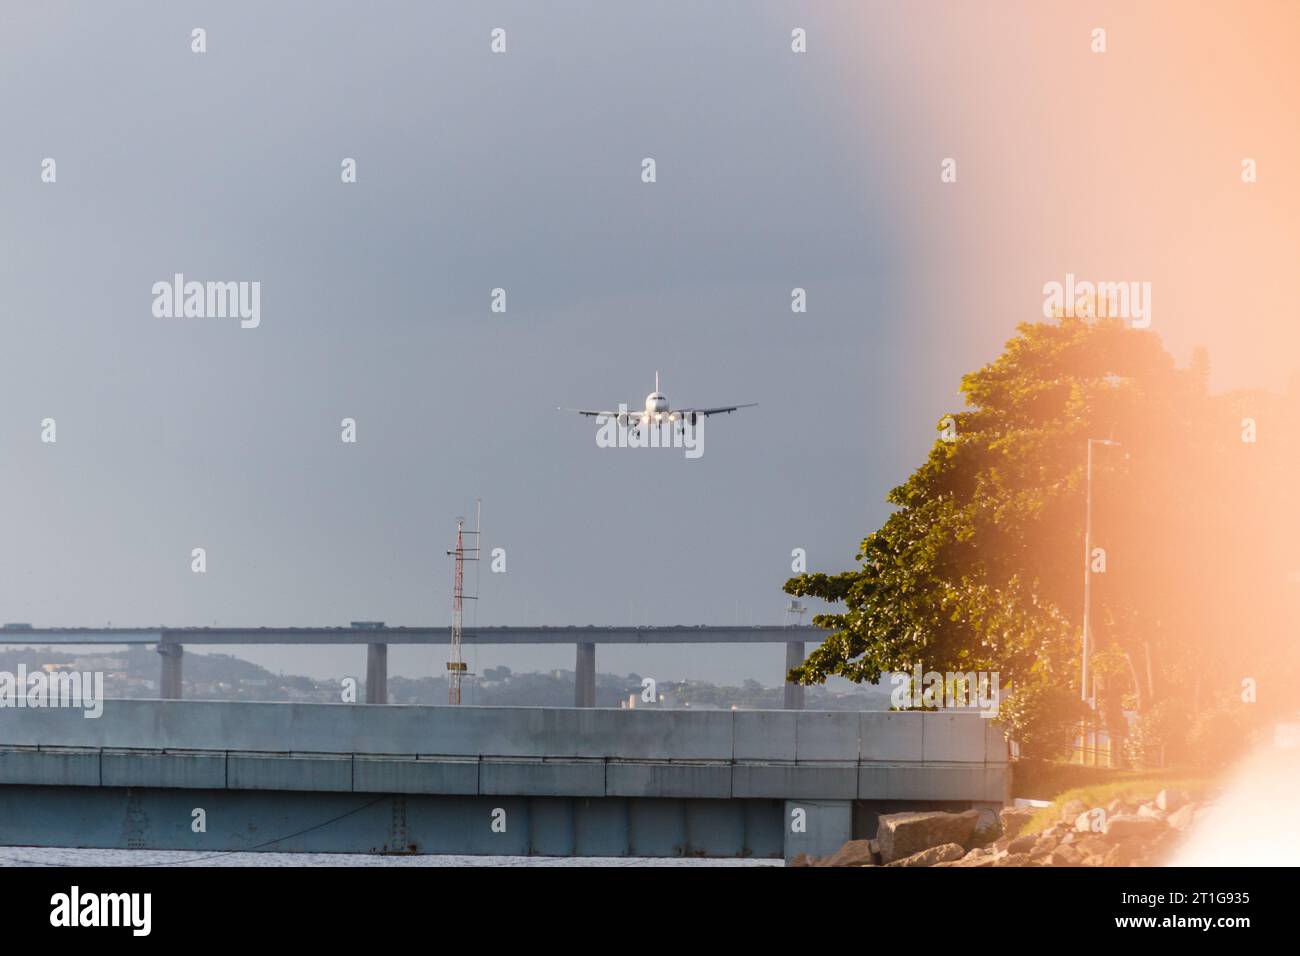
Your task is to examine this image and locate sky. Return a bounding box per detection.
[1,1,1296,685]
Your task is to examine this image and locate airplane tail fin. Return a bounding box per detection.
[655,370,660,392]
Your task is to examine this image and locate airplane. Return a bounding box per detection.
[559,372,756,430]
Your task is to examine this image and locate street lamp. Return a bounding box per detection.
[1081,438,1121,709]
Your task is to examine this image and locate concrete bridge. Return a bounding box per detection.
[0,624,820,709]
[0,700,1008,860]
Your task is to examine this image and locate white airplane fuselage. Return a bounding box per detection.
[623,374,686,426]
[565,371,751,430]
[643,390,670,420]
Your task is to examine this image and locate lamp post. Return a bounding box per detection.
[1081,439,1121,703]
[1081,438,1121,765]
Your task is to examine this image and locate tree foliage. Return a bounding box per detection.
[785,316,1297,756]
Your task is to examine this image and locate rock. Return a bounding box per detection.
[1104,814,1163,841]
[1007,832,1038,855]
[1074,809,1107,833]
[1075,835,1108,857]
[1049,844,1084,866]
[992,852,1030,867]
[875,810,981,863]
[1028,832,1058,861]
[1103,843,1138,867]
[885,842,966,867]
[971,807,1002,847]
[789,853,814,867]
[999,807,1035,840]
[1156,788,1189,812]
[1106,798,1129,817]
[817,839,879,868]
[1136,803,1166,821]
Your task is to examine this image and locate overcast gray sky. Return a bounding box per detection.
[7,2,1280,685]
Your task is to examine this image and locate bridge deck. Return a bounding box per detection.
[0,701,1007,858]
[0,624,822,645]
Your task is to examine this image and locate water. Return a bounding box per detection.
[0,847,779,867]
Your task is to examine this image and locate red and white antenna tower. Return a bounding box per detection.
[445,500,480,704]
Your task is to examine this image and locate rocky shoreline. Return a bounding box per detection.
[795,788,1216,867]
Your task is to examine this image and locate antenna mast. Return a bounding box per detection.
[446,502,480,705]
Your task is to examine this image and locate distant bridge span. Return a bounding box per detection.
[0,625,823,708]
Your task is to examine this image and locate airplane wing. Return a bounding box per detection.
[557,407,623,418]
[675,403,758,417]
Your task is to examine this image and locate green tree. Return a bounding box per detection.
[785,316,1297,759]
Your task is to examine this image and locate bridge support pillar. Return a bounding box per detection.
[783,799,852,864]
[365,644,388,704]
[783,641,805,710]
[157,643,184,699]
[575,642,595,707]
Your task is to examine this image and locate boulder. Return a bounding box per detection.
[875,810,981,863]
[1073,809,1108,833]
[1048,844,1084,867]
[1006,832,1038,855]
[937,852,995,868]
[1156,788,1190,812]
[1028,833,1058,861]
[1103,842,1138,867]
[992,852,1031,867]
[971,807,1003,847]
[1104,814,1162,841]
[1075,835,1108,857]
[999,807,1035,840]
[1136,803,1166,821]
[817,839,879,868]
[885,842,966,867]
